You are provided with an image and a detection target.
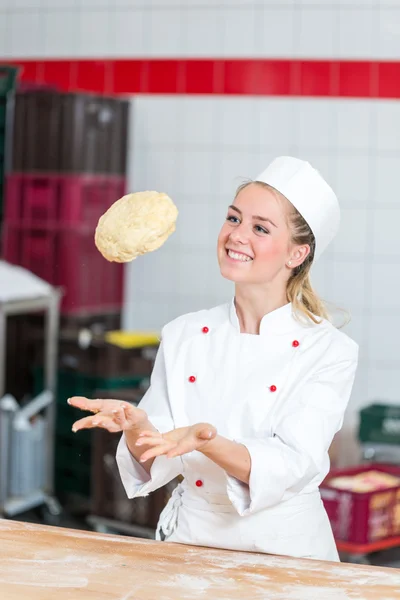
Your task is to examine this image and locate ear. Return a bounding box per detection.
[286,245,310,269]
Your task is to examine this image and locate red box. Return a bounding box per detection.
[2,174,126,315]
[321,463,400,545]
[3,225,124,315]
[4,173,125,228]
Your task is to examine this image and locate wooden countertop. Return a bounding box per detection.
[1,519,400,599]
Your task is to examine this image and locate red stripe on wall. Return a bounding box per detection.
[2,58,400,99]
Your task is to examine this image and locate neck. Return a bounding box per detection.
[234,284,289,334]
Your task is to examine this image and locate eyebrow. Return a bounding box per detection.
[228,205,278,228]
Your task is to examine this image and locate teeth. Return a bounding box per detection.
[228,250,252,262]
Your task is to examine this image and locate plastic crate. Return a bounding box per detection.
[92,429,177,528]
[12,91,129,175]
[34,367,149,405]
[34,369,148,498]
[2,174,126,315]
[321,463,400,545]
[4,173,125,227]
[0,65,19,219]
[12,91,62,173]
[358,403,400,446]
[34,368,149,439]
[61,94,129,176]
[4,225,123,315]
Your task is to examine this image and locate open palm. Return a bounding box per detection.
[136,423,217,462]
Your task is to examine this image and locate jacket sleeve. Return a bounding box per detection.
[226,342,358,516]
[116,338,183,498]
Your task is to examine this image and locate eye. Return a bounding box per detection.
[254,225,269,235]
[226,215,240,224]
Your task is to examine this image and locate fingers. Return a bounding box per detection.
[139,441,177,463]
[135,435,163,447]
[137,430,157,439]
[68,397,144,430]
[72,414,122,433]
[111,405,130,429]
[68,396,106,414]
[167,438,197,459]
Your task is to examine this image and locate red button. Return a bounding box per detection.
[202,326,209,334]
[195,479,203,487]
[292,340,300,347]
[188,376,196,383]
[270,385,277,392]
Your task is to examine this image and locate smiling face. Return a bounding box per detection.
[217,183,301,288]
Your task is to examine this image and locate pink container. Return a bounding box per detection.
[2,173,126,315]
[321,463,400,545]
[4,173,125,228]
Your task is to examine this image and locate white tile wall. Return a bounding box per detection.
[218,7,258,57]
[43,10,80,57]
[297,7,340,58]
[111,9,148,58]
[337,7,378,58]
[0,10,7,56]
[336,154,372,207]
[371,209,400,257]
[336,101,373,151]
[6,10,45,57]
[79,10,113,57]
[375,156,400,206]
[378,8,400,59]
[2,1,400,59]
[148,8,185,57]
[255,7,296,58]
[376,102,400,152]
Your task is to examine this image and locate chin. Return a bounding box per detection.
[219,264,249,284]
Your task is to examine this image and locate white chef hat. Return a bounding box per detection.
[255,156,340,260]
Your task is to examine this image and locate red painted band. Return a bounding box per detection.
[1,58,399,98]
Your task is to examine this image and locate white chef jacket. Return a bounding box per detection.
[116,300,358,561]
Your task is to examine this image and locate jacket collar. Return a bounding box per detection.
[228,297,305,336]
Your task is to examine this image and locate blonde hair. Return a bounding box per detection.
[235,180,329,325]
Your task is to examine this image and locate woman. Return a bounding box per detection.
[70,156,358,562]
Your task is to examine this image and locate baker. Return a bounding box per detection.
[70,156,358,562]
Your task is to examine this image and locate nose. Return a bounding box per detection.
[229,222,249,245]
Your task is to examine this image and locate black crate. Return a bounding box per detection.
[12,91,62,172]
[61,94,129,175]
[11,91,129,176]
[92,429,177,528]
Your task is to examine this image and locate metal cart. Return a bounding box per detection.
[0,261,61,519]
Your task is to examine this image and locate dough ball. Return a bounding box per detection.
[95,191,178,263]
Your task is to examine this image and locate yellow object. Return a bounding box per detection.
[105,330,160,349]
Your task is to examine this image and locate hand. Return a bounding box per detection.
[68,396,148,434]
[135,422,217,462]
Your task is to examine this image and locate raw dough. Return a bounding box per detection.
[95,191,178,263]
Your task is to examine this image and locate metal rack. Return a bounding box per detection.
[0,269,61,518]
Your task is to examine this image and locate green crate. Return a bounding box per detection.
[0,66,19,220]
[0,66,18,95]
[34,367,147,498]
[358,403,400,445]
[34,367,148,403]
[57,434,91,466]
[55,467,91,498]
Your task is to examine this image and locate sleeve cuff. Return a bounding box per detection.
[225,471,252,516]
[225,438,289,516]
[116,434,182,499]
